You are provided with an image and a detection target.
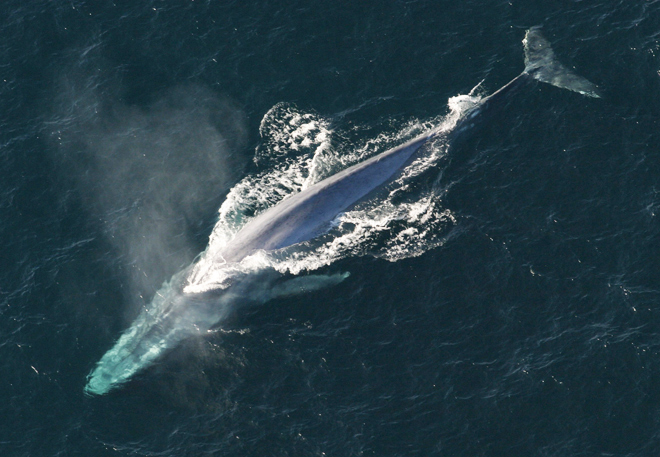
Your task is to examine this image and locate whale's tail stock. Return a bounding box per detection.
[523,26,600,98]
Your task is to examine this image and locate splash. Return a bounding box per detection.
[185,98,475,292]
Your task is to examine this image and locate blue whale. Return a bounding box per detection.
[84,27,599,395]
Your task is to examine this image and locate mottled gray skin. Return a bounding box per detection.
[219,133,436,263]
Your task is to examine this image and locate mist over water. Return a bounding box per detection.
[47,59,247,301]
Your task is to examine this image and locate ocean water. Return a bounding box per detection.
[3,0,660,455]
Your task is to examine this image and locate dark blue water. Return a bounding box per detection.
[3,1,660,455]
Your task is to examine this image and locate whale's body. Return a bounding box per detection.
[84,27,599,395]
[217,27,599,264]
[219,133,434,263]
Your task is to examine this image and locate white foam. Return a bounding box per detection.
[185,96,478,293]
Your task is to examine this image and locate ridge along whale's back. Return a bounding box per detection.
[217,133,435,264]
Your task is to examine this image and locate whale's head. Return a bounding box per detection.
[84,281,233,396]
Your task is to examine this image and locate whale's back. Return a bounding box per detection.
[219,134,433,263]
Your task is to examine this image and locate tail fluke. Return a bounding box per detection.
[523,26,600,98]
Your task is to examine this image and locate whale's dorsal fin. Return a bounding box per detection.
[523,26,601,98]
